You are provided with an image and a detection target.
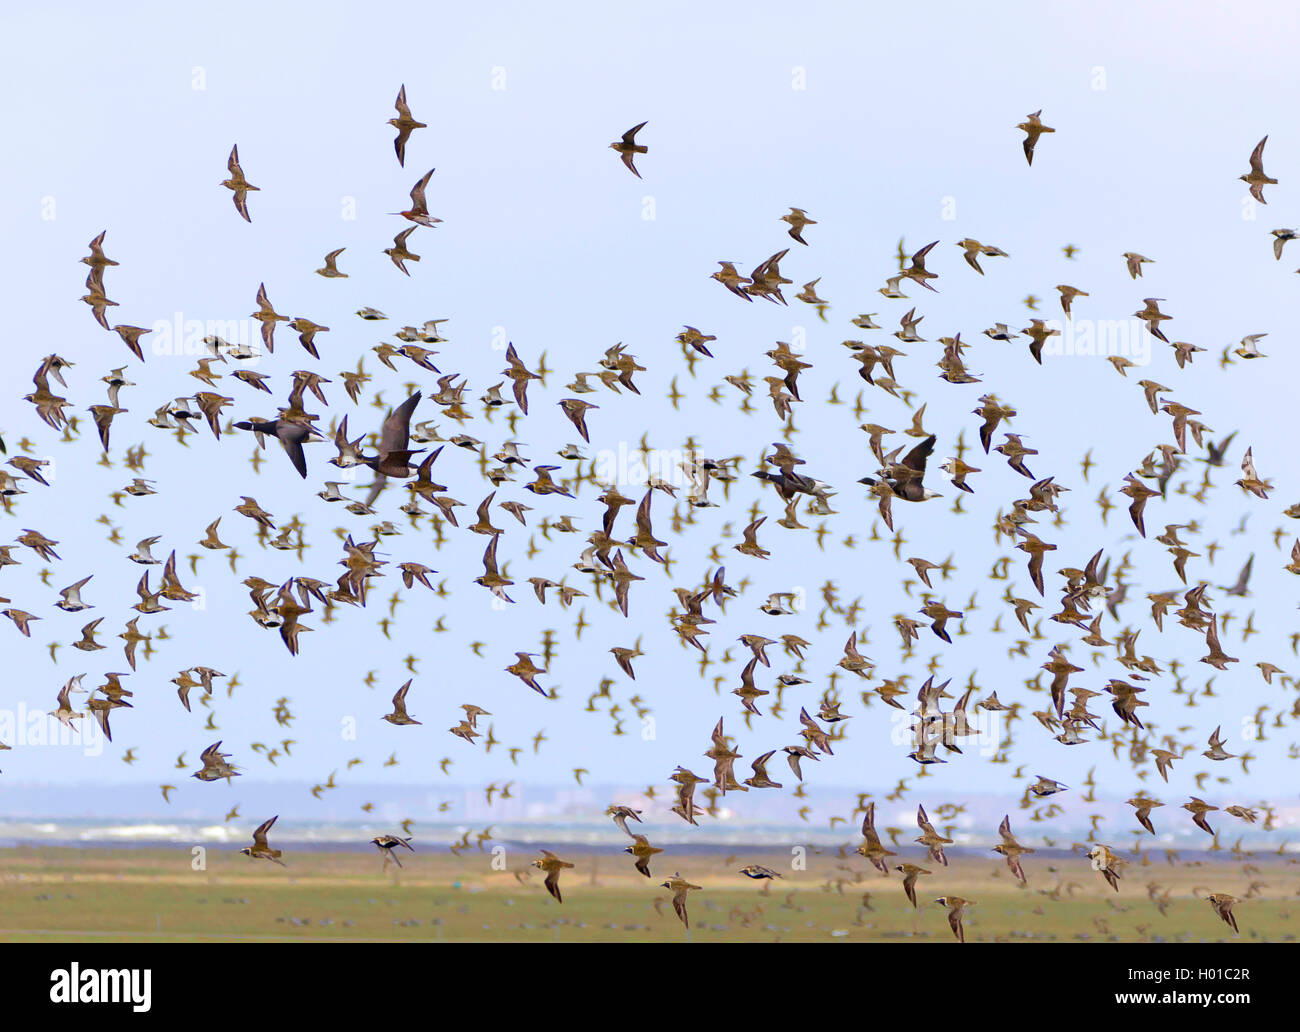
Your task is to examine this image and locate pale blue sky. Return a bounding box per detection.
[0,2,1297,835]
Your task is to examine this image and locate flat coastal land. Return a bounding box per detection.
[0,844,1289,942]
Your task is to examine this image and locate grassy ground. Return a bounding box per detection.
[0,845,1293,942]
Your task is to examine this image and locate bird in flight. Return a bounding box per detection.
[1016,110,1054,165]
[220,145,259,222]
[388,85,426,166]
[610,121,648,178]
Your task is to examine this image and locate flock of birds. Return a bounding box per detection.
[6,91,1298,940]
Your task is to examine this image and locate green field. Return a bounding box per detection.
[0,846,1291,942]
